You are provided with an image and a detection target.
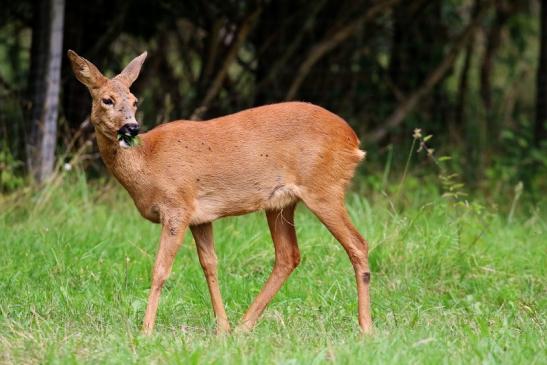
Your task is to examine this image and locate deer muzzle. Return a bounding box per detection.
[117,123,141,148]
[118,123,140,137]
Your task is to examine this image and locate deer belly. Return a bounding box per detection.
[190,183,301,225]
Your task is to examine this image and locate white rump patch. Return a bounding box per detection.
[356,149,366,160]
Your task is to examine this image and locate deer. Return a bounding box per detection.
[67,50,372,335]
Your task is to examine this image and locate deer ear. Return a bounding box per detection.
[114,51,147,88]
[67,50,107,90]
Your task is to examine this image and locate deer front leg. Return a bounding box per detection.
[143,212,187,335]
[191,223,230,334]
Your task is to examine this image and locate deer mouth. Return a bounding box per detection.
[117,123,141,148]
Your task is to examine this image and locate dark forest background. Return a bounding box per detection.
[0,0,545,197]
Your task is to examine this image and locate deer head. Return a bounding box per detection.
[67,50,147,147]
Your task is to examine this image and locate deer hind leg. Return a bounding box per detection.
[303,193,372,334]
[143,211,187,335]
[190,222,230,334]
[237,204,300,332]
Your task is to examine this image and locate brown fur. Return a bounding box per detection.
[67,50,372,335]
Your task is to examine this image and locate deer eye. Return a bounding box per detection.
[102,98,113,106]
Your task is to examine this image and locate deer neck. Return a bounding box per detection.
[95,129,146,189]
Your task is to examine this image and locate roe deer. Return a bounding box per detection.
[67,50,372,335]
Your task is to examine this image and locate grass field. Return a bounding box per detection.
[0,175,545,364]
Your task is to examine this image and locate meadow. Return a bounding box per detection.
[0,172,545,364]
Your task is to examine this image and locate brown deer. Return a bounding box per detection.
[67,50,372,335]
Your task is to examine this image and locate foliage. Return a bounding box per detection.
[0,0,545,188]
[0,148,24,193]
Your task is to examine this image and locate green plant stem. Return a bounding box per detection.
[396,138,416,205]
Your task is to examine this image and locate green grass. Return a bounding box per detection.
[0,175,545,364]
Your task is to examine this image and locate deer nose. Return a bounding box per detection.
[118,123,140,137]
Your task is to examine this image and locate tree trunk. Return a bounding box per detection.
[536,0,547,146]
[480,1,511,114]
[454,0,480,139]
[455,39,474,130]
[26,0,65,183]
[26,0,48,144]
